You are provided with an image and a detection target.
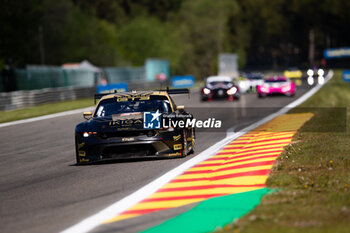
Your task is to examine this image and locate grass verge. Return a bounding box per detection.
[0,98,93,123]
[219,70,350,233]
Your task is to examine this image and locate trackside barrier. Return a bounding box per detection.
[63,69,96,87]
[0,87,95,111]
[0,80,169,111]
[15,67,97,90]
[16,68,64,90]
[12,66,147,91]
[104,67,146,83]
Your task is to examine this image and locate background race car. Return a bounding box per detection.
[257,76,295,98]
[200,76,240,101]
[284,67,303,79]
[238,72,264,93]
[75,89,195,164]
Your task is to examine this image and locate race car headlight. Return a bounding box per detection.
[307,69,314,76]
[317,68,324,76]
[318,76,325,85]
[307,77,314,85]
[202,87,211,95]
[260,86,269,92]
[282,85,291,92]
[226,87,237,95]
[239,82,246,88]
[83,132,97,137]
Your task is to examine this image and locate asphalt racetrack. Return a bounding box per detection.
[0,82,312,233]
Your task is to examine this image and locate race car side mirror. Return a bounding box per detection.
[177,105,185,111]
[83,112,93,120]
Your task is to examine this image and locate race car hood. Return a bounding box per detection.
[76,112,145,132]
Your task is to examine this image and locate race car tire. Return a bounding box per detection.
[258,94,265,98]
[75,136,81,165]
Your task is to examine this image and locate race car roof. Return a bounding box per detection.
[206,76,233,83]
[99,91,167,100]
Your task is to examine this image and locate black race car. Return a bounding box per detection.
[75,89,195,164]
[200,76,240,101]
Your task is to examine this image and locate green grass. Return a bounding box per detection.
[218,70,350,233]
[0,98,94,123]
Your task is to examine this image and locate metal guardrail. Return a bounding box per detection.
[0,87,95,111]
[0,81,169,111]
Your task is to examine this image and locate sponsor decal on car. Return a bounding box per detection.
[173,134,181,141]
[109,119,143,127]
[168,152,182,156]
[78,142,85,149]
[116,93,151,102]
[122,137,135,142]
[173,144,182,150]
[78,150,86,156]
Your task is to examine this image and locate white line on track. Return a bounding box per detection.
[61,70,333,233]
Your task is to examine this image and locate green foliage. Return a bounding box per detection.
[116,17,183,70]
[1,0,350,76]
[41,0,120,66]
[0,0,120,66]
[174,0,241,78]
[0,0,44,64]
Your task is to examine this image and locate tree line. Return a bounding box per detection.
[1,0,349,79]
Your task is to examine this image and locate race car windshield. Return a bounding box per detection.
[94,96,172,117]
[208,81,231,86]
[265,79,287,83]
[248,76,263,80]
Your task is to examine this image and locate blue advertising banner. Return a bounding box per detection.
[342,70,350,82]
[324,47,350,59]
[97,83,128,93]
[171,75,195,88]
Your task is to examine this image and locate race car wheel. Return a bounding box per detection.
[75,136,81,165]
[182,129,188,157]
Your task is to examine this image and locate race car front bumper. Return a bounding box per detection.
[75,130,184,163]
